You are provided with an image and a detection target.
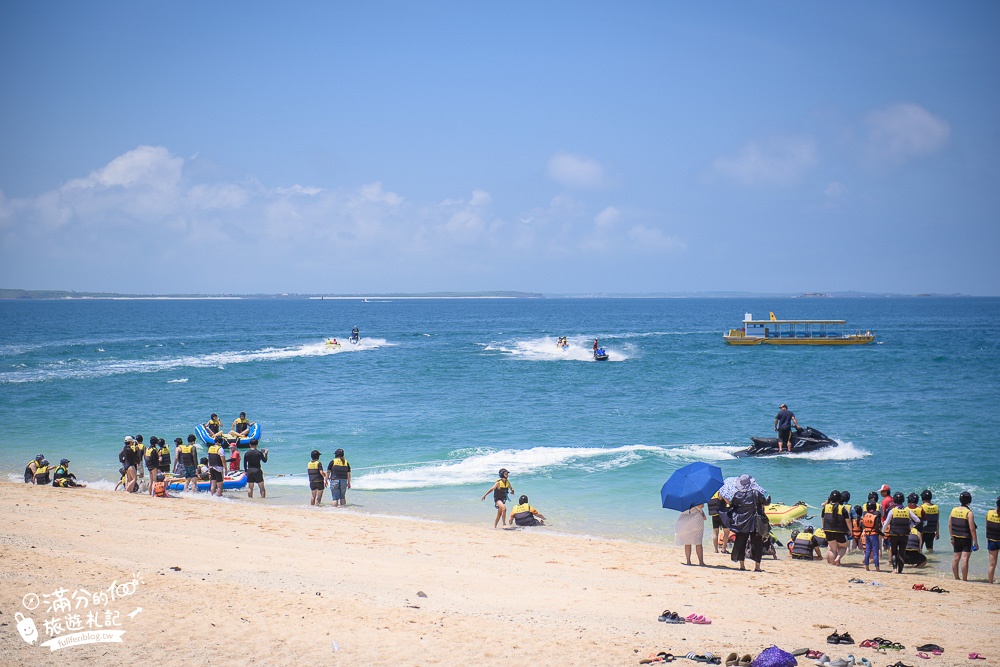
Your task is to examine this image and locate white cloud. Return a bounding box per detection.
[63,145,182,191]
[594,206,622,228]
[824,181,848,199]
[864,102,950,164]
[626,225,686,252]
[712,137,818,186]
[547,152,606,189]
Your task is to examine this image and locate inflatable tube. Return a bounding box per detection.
[195,422,261,448]
[765,502,808,526]
[166,471,247,492]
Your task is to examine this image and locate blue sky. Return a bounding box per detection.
[1,2,998,295]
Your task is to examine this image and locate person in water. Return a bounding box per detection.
[176,434,199,492]
[902,527,928,568]
[243,439,269,499]
[509,495,546,527]
[820,489,854,566]
[592,339,599,352]
[227,443,241,473]
[949,491,978,581]
[197,457,211,481]
[205,413,223,436]
[307,450,327,506]
[987,496,1000,585]
[481,468,514,528]
[133,435,145,483]
[230,412,251,439]
[207,436,227,496]
[23,454,44,483]
[920,489,941,552]
[773,404,799,453]
[326,448,351,507]
[52,459,86,488]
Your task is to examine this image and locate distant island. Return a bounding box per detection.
[0,288,970,300]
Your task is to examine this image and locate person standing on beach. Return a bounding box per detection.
[820,490,854,566]
[773,404,799,453]
[176,434,199,493]
[227,443,241,473]
[728,475,766,572]
[159,439,174,479]
[307,450,327,506]
[326,448,351,507]
[675,504,707,566]
[243,440,268,498]
[920,489,941,552]
[707,491,730,554]
[860,501,883,572]
[144,438,161,496]
[949,491,978,581]
[885,492,921,574]
[207,436,227,497]
[119,436,138,493]
[481,468,513,528]
[986,496,1000,585]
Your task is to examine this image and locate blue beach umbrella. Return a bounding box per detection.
[660,462,724,511]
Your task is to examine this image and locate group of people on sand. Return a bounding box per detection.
[480,468,547,529]
[696,477,999,584]
[306,448,352,507]
[23,454,86,488]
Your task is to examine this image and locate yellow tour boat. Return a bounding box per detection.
[724,312,875,346]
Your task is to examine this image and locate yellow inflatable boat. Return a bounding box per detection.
[765,502,808,526]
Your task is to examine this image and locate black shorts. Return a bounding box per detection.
[310,480,325,491]
[824,531,847,544]
[246,468,264,483]
[712,515,723,529]
[210,468,224,482]
[953,536,973,553]
[777,429,792,445]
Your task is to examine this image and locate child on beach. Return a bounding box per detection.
[861,501,883,572]
[481,468,513,528]
[307,450,326,506]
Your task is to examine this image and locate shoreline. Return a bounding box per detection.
[2,481,997,666]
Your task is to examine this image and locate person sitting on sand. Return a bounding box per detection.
[23,454,44,484]
[903,527,928,568]
[197,457,211,481]
[243,440,269,499]
[151,472,176,498]
[789,526,823,560]
[481,468,514,529]
[510,495,547,527]
[307,450,327,506]
[52,458,86,488]
[33,459,52,485]
[230,412,251,439]
[205,413,223,436]
[675,503,706,566]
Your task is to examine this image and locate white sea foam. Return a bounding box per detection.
[0,338,394,383]
[781,440,871,461]
[351,443,732,490]
[483,336,628,362]
[167,378,188,383]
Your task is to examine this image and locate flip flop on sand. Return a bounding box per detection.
[929,586,949,593]
[657,609,671,622]
[725,653,739,666]
[791,649,810,657]
[912,583,927,590]
[968,653,986,660]
[916,653,930,660]
[915,645,943,653]
[738,655,753,667]
[664,612,685,624]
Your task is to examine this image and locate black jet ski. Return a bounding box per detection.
[732,426,837,458]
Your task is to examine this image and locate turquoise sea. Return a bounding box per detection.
[2,297,998,577]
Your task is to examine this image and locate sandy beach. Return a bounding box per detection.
[2,482,997,666]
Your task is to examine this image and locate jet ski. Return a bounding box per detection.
[732,426,837,458]
[593,348,609,361]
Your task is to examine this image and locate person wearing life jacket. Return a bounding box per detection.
[133,435,146,485]
[230,412,251,439]
[176,435,199,492]
[860,501,883,572]
[205,413,223,437]
[510,495,547,527]
[52,458,86,488]
[919,489,941,552]
[23,454,44,483]
[820,490,854,567]
[949,491,978,581]
[197,458,211,481]
[986,496,1000,585]
[307,450,327,506]
[851,504,864,550]
[481,468,514,529]
[885,492,921,574]
[326,448,351,507]
[790,526,823,560]
[207,436,227,496]
[119,436,139,493]
[151,472,175,499]
[144,437,161,496]
[902,527,928,568]
[227,443,241,473]
[33,459,52,485]
[906,492,925,533]
[707,490,731,554]
[160,439,175,476]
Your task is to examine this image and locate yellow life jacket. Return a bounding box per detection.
[34,465,50,483]
[986,509,1000,542]
[949,506,972,539]
[822,503,849,534]
[208,444,225,467]
[887,507,912,536]
[307,460,324,483]
[906,527,922,552]
[920,503,940,533]
[178,444,196,465]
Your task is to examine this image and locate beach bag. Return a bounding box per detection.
[750,645,797,667]
[755,512,770,536]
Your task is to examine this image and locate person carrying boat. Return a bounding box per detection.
[307,450,327,506]
[773,404,799,453]
[229,412,251,439]
[205,413,223,437]
[949,491,978,581]
[243,439,269,499]
[23,454,44,483]
[509,495,546,527]
[481,468,514,529]
[52,458,86,488]
[919,489,941,552]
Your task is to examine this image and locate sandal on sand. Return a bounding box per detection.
[691,615,712,625]
[968,654,986,660]
[848,577,866,583]
[912,583,926,590]
[725,653,739,667]
[929,586,949,593]
[739,655,753,667]
[839,632,855,645]
[792,649,810,657]
[806,650,825,659]
[828,632,843,644]
[657,609,671,622]
[686,653,721,664]
[916,654,930,660]
[916,645,943,653]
